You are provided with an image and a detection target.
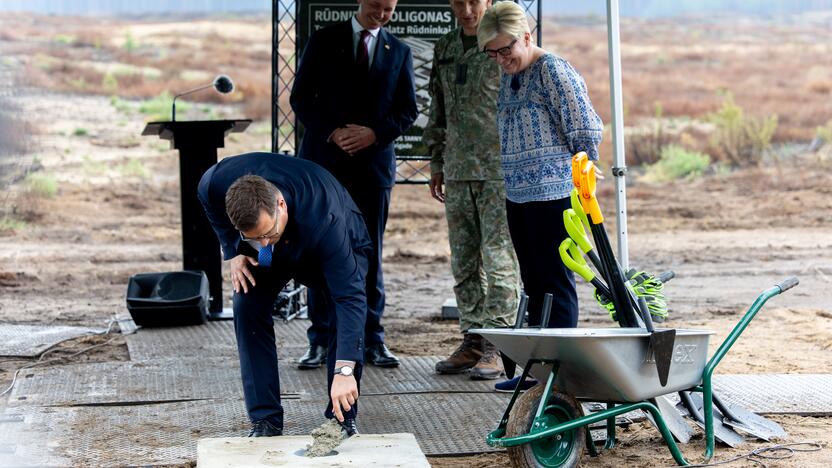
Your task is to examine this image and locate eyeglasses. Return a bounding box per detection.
[483,39,517,58]
[240,208,281,241]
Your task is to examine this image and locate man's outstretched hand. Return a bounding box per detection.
[330,374,359,423]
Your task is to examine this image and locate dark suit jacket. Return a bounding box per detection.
[197,152,372,361]
[290,20,418,188]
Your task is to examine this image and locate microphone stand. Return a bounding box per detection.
[171,83,214,122]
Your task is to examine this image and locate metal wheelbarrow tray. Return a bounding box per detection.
[471,277,799,467]
[479,328,712,403]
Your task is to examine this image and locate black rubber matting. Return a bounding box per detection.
[125,319,309,360]
[0,324,102,357]
[7,356,497,407]
[0,393,509,465]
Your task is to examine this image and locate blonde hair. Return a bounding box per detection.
[477,1,531,51]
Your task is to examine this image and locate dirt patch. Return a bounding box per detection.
[305,419,345,457]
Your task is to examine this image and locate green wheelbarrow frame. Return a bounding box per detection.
[485,277,799,466]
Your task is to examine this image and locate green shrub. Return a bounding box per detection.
[645,145,711,182]
[138,91,183,122]
[110,96,132,114]
[73,127,88,137]
[816,119,832,144]
[124,32,137,53]
[102,72,118,92]
[708,93,777,166]
[120,158,149,178]
[68,77,88,91]
[53,34,75,45]
[82,155,108,175]
[25,172,58,197]
[0,217,26,232]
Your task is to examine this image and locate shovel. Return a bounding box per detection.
[637,295,676,387]
[575,159,638,328]
[679,391,745,447]
[577,158,676,386]
[500,293,529,379]
[559,238,613,302]
[568,199,674,324]
[712,392,786,441]
[647,395,695,444]
[563,208,607,281]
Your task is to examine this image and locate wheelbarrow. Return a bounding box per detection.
[471,277,798,467]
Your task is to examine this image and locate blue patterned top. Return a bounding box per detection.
[497,53,603,203]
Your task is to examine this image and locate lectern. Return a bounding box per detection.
[142,119,251,319]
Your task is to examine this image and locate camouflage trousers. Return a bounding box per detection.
[445,180,520,332]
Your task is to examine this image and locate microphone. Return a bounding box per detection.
[171,74,235,121]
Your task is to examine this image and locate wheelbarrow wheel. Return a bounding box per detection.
[506,384,585,468]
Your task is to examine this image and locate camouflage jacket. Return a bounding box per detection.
[423,28,503,181]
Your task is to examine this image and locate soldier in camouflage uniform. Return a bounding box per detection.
[422,0,520,380]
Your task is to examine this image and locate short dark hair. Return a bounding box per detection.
[225,175,280,232]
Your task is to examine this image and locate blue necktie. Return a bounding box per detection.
[258,245,272,268]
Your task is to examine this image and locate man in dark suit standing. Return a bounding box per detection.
[290,0,418,369]
[198,152,371,437]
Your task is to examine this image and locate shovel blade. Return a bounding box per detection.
[647,395,695,444]
[715,397,787,441]
[500,351,517,379]
[684,392,747,448]
[651,329,677,387]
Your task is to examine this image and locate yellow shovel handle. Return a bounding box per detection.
[571,152,588,192]
[579,161,604,224]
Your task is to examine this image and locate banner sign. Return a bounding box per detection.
[296,0,457,157]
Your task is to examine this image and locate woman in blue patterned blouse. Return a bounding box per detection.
[477,1,603,391]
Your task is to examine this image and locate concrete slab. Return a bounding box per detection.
[197,434,431,468]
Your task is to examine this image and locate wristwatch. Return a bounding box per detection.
[334,366,354,377]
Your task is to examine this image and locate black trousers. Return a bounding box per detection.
[233,249,367,426]
[505,197,579,328]
[307,185,391,346]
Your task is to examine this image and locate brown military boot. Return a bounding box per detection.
[469,339,505,380]
[435,334,483,374]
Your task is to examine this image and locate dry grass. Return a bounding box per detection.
[544,15,832,147]
[5,13,273,119]
[2,12,830,158]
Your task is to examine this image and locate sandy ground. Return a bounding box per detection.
[1,17,831,468]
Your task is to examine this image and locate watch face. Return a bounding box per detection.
[338,366,353,376]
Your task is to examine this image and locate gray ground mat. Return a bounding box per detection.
[0,324,103,357]
[125,319,308,360]
[0,393,509,465]
[713,374,832,416]
[7,356,498,407]
[8,359,248,406]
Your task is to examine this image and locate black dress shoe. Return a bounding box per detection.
[339,418,359,437]
[297,344,327,369]
[365,343,400,368]
[248,420,283,437]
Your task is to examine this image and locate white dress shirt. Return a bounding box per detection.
[351,16,380,69]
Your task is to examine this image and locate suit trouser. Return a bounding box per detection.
[505,197,579,329]
[234,255,367,426]
[308,186,391,347]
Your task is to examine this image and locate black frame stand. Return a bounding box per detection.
[142,119,251,320]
